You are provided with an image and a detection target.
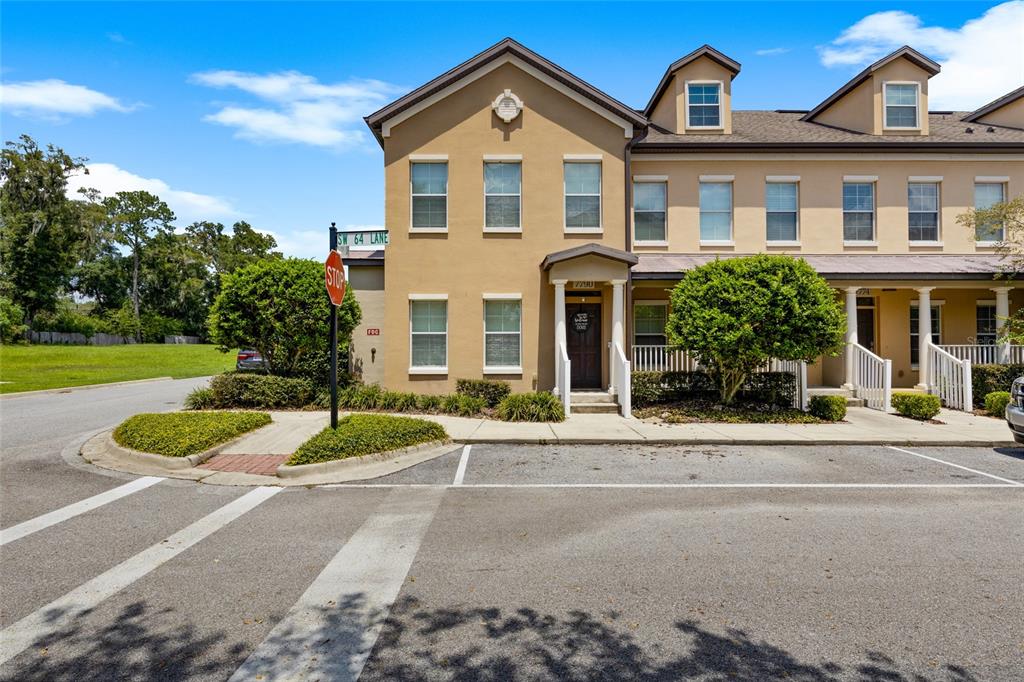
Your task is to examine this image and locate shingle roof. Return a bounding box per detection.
[541,243,638,270]
[633,253,1016,280]
[343,250,385,266]
[963,85,1024,125]
[634,110,1024,150]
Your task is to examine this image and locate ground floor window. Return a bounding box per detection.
[977,303,997,345]
[910,304,941,366]
[634,303,668,346]
[484,298,521,369]
[410,299,447,369]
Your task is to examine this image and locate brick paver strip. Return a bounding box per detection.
[199,454,289,476]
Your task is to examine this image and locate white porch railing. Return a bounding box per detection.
[938,344,1024,365]
[851,343,892,412]
[555,342,571,417]
[927,342,973,411]
[761,358,809,411]
[612,341,631,417]
[632,345,697,372]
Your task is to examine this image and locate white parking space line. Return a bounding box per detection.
[452,444,472,485]
[321,482,1020,489]
[229,486,445,682]
[886,446,1024,486]
[0,486,281,665]
[0,476,164,547]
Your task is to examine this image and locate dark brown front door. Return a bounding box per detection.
[567,303,601,388]
[857,307,876,353]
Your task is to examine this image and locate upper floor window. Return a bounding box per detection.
[633,182,667,243]
[908,182,940,242]
[699,182,732,242]
[686,82,722,128]
[975,182,1006,242]
[410,162,447,229]
[765,182,798,242]
[884,83,920,129]
[564,162,601,231]
[842,182,875,242]
[484,162,521,230]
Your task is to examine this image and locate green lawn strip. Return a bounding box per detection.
[287,413,448,466]
[0,344,236,394]
[113,411,272,458]
[635,401,824,424]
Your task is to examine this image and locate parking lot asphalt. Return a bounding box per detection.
[2,383,1023,681]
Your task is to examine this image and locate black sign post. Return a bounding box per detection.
[329,222,338,429]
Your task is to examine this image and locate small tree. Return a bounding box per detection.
[667,254,845,404]
[207,258,361,383]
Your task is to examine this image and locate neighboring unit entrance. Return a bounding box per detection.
[566,302,601,388]
[857,298,876,353]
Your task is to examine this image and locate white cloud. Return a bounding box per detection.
[258,224,385,259]
[755,48,790,57]
[106,32,129,44]
[190,69,403,148]
[66,163,238,225]
[819,1,1024,110]
[0,79,135,120]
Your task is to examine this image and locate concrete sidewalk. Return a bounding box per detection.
[228,407,1016,453]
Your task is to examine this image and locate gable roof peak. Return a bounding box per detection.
[962,84,1024,123]
[643,45,741,116]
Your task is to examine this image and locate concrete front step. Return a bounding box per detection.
[570,391,615,404]
[571,402,622,415]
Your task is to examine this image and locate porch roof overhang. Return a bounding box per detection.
[541,243,639,271]
[632,253,1017,281]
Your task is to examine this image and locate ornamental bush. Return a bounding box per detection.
[667,255,845,404]
[208,258,361,385]
[456,378,511,407]
[984,391,1011,417]
[495,391,565,422]
[114,411,271,457]
[287,414,448,466]
[808,395,847,421]
[891,392,942,420]
[209,372,314,409]
[971,364,1024,407]
[630,370,795,408]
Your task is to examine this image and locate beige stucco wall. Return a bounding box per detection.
[649,57,733,135]
[813,58,931,135]
[380,62,631,393]
[347,266,385,386]
[975,96,1024,130]
[629,156,1023,254]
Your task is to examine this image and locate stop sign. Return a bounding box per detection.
[324,250,346,305]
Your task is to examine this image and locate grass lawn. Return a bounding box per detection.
[0,344,236,394]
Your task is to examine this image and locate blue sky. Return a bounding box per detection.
[3,1,1022,257]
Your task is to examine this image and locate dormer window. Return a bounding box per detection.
[884,83,920,129]
[686,82,722,128]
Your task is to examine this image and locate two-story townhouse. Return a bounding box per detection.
[351,38,1024,416]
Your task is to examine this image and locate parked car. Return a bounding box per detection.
[1006,377,1024,444]
[236,349,268,372]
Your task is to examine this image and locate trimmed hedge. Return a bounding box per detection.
[456,378,511,407]
[209,372,313,409]
[631,370,795,408]
[809,395,847,422]
[113,411,271,458]
[984,391,1011,417]
[495,391,565,422]
[891,392,942,420]
[287,414,448,466]
[972,364,1024,407]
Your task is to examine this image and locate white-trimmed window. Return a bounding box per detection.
[766,182,798,242]
[699,181,732,242]
[564,162,601,230]
[484,161,521,230]
[410,162,447,229]
[908,182,940,242]
[884,83,919,129]
[409,298,447,371]
[977,303,997,345]
[910,303,941,367]
[483,297,521,371]
[843,182,875,242]
[686,82,722,128]
[975,182,1006,242]
[633,181,666,242]
[634,303,668,346]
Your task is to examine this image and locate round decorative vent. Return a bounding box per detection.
[492,89,524,123]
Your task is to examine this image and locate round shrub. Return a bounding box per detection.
[984,391,1011,417]
[809,395,846,421]
[496,391,565,422]
[891,392,942,420]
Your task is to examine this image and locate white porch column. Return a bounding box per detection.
[553,280,567,395]
[915,287,934,391]
[842,287,858,390]
[610,280,626,395]
[993,287,1012,363]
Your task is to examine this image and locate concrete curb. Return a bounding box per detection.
[1,376,176,399]
[456,437,1019,447]
[86,430,257,473]
[276,440,455,482]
